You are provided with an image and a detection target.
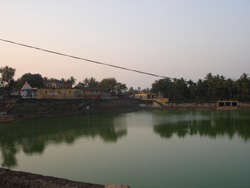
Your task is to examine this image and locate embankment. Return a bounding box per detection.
[238,102,250,109]
[7,99,140,120]
[2,99,250,122]
[165,102,216,109]
[0,167,104,188]
[165,101,250,109]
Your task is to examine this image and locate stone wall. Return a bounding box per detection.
[238,102,250,109]
[165,101,250,109]
[4,99,250,121]
[165,102,216,109]
[0,168,104,188]
[9,99,140,119]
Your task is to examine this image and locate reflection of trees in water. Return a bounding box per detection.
[153,110,250,141]
[0,114,127,168]
[0,143,19,168]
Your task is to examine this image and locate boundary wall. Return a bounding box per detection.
[7,99,140,119]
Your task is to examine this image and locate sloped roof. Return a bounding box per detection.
[44,79,63,84]
[21,81,32,90]
[74,86,108,91]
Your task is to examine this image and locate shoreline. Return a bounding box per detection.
[0,99,140,123]
[0,168,104,188]
[1,99,250,123]
[0,168,130,188]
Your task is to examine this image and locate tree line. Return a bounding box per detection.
[0,66,130,95]
[1,66,250,101]
[151,73,250,102]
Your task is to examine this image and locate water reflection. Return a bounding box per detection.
[153,110,250,141]
[0,114,127,168]
[1,110,250,169]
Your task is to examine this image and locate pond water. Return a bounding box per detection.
[0,110,250,188]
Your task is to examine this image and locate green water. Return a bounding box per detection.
[1,110,250,188]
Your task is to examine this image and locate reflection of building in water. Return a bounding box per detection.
[217,100,238,110]
[113,115,128,133]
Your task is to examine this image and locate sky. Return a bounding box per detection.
[1,0,250,89]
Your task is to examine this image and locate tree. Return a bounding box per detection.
[83,78,89,86]
[87,77,99,87]
[115,82,127,93]
[66,76,76,85]
[98,78,117,92]
[151,78,173,98]
[75,81,85,87]
[141,88,150,93]
[137,87,141,93]
[235,73,250,101]
[224,78,234,99]
[76,77,99,87]
[0,66,16,95]
[15,73,44,90]
[187,80,197,101]
[172,78,189,100]
[98,78,128,93]
[43,77,48,82]
[151,72,250,102]
[196,79,208,101]
[0,66,16,87]
[128,87,137,94]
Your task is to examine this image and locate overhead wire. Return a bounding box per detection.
[0,38,172,79]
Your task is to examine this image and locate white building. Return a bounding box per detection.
[21,81,34,99]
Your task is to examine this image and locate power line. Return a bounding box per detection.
[0,38,172,79]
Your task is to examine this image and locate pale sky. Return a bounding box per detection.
[1,0,250,89]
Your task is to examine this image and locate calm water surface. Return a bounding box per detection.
[1,110,250,188]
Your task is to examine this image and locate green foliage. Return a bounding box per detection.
[76,77,99,87]
[151,78,189,100]
[152,73,250,102]
[0,66,16,87]
[0,66,16,95]
[98,78,118,92]
[128,87,149,94]
[87,77,98,87]
[234,73,250,101]
[66,76,76,85]
[115,82,127,93]
[98,78,128,93]
[128,87,137,94]
[15,73,45,90]
[141,88,150,93]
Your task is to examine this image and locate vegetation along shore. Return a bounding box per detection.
[1,66,250,122]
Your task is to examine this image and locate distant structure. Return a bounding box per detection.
[44,79,72,89]
[216,100,238,110]
[135,93,169,107]
[18,81,111,99]
[20,81,35,99]
[35,87,110,99]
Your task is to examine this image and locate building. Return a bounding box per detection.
[20,82,35,99]
[34,87,111,99]
[75,87,111,99]
[135,93,169,107]
[18,79,110,100]
[217,100,238,110]
[34,88,77,99]
[44,79,72,89]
